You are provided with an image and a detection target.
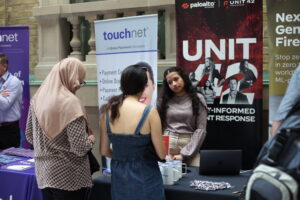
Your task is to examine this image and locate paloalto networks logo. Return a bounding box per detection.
[182,3,189,9]
[103,27,149,41]
[182,1,216,9]
[0,33,19,42]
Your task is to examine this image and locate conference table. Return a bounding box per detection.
[0,155,44,200]
[88,167,250,200]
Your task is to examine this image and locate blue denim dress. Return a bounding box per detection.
[106,106,165,200]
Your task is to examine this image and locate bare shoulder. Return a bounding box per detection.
[148,106,159,118]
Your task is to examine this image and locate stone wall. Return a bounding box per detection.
[0,0,39,74]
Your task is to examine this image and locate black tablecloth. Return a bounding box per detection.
[88,167,250,200]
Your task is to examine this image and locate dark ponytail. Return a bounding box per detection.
[104,94,125,123]
[104,64,147,123]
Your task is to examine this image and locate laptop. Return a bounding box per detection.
[199,150,242,175]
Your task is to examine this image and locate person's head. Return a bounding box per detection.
[57,57,86,94]
[120,64,148,96]
[163,67,191,96]
[0,53,9,77]
[204,57,215,72]
[205,57,214,67]
[135,62,156,105]
[106,64,148,122]
[32,57,87,140]
[158,67,200,126]
[204,80,213,90]
[229,77,238,92]
[205,80,211,87]
[239,59,249,72]
[189,71,196,81]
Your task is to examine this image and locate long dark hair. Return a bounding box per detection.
[105,64,147,123]
[158,67,200,126]
[203,80,213,91]
[204,57,215,72]
[239,59,249,73]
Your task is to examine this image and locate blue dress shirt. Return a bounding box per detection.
[275,64,300,121]
[0,71,23,123]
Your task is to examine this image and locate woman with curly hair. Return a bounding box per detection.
[157,67,208,166]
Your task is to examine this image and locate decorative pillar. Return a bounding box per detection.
[103,13,116,19]
[68,15,83,60]
[86,15,96,60]
[124,11,136,17]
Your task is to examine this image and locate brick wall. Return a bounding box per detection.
[0,0,38,74]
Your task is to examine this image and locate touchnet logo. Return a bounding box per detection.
[103,27,149,41]
[0,33,19,42]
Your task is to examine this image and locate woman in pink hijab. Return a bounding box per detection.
[25,57,95,200]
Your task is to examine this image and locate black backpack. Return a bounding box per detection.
[244,102,300,200]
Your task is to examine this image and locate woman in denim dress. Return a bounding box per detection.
[100,64,166,200]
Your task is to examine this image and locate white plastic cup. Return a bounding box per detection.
[162,164,175,185]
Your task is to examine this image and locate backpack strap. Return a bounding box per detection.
[266,129,291,165]
[134,106,152,135]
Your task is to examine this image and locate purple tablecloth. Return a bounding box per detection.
[0,156,44,200]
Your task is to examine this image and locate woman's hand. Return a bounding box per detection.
[88,135,96,144]
[170,154,183,161]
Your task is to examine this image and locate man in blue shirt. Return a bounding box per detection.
[271,64,300,136]
[0,53,23,149]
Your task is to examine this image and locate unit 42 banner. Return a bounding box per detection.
[176,0,263,169]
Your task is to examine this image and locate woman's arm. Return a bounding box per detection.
[99,114,112,158]
[25,106,33,144]
[149,107,166,160]
[180,94,208,160]
[66,117,94,157]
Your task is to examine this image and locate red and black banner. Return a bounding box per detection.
[176,0,262,169]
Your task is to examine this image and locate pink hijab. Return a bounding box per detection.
[31,57,87,140]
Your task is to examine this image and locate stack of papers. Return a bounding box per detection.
[2,147,34,158]
[0,154,23,166]
[0,158,35,171]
